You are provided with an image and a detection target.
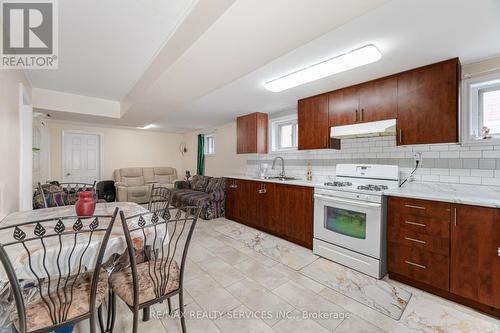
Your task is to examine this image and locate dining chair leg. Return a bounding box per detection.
[97,305,105,332]
[179,291,186,333]
[142,306,150,321]
[133,311,139,333]
[90,311,97,333]
[98,288,116,333]
[109,290,117,332]
[167,298,172,315]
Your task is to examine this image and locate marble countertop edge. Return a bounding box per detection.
[225,176,500,208]
[225,175,318,187]
[383,182,500,208]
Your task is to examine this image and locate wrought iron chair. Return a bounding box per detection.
[37,181,97,208]
[0,208,119,333]
[147,184,171,219]
[108,205,201,333]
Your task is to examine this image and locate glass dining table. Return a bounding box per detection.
[0,202,163,332]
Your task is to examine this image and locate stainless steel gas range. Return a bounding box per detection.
[313,164,399,279]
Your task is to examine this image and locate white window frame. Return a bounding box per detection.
[270,114,298,152]
[462,71,500,146]
[204,134,216,156]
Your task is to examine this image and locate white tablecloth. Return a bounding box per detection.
[0,202,166,280]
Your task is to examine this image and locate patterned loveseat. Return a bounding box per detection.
[171,176,226,220]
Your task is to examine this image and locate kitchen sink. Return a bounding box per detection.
[252,176,299,181]
[268,176,299,181]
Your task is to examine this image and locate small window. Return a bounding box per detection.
[463,73,500,144]
[479,86,500,136]
[270,115,298,151]
[204,134,215,155]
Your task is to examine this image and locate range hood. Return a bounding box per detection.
[330,119,397,139]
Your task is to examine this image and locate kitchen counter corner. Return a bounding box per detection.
[383,182,500,208]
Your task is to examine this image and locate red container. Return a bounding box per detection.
[75,191,96,216]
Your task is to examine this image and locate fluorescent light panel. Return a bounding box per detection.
[137,124,156,130]
[265,44,382,93]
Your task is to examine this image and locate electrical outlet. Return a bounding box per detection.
[414,152,422,164]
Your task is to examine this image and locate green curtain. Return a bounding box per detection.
[197,134,205,175]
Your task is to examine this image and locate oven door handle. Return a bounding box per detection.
[314,194,381,208]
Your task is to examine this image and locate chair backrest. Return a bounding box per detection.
[119,205,201,308]
[37,182,96,208]
[148,184,171,218]
[153,167,177,184]
[58,182,97,206]
[114,168,145,186]
[0,208,118,333]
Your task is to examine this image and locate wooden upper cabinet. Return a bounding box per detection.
[328,86,359,126]
[298,94,330,150]
[358,76,397,122]
[451,205,500,309]
[236,112,268,154]
[396,58,459,145]
[328,78,396,126]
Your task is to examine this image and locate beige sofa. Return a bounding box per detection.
[113,167,179,203]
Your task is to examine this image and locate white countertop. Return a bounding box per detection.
[383,182,500,208]
[226,176,500,208]
[226,175,319,187]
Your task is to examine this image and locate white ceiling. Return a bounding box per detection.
[26,0,197,100]
[34,0,500,132]
[158,0,500,130]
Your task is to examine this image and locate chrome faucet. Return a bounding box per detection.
[272,156,285,177]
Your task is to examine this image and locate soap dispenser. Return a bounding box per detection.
[306,162,313,181]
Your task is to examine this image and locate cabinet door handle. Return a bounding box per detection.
[399,129,403,144]
[454,207,457,227]
[361,108,364,121]
[404,236,426,244]
[404,204,426,210]
[405,260,426,269]
[355,109,358,121]
[404,220,426,227]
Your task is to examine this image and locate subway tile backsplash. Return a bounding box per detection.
[245,136,500,186]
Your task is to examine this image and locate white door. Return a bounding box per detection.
[63,132,100,184]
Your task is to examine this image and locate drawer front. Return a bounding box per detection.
[388,243,449,290]
[388,197,451,220]
[388,213,450,255]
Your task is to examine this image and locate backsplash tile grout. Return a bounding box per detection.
[245,135,500,186]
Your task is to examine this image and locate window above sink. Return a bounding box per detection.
[462,71,500,145]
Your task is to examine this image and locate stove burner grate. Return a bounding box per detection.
[357,184,389,191]
[324,181,353,187]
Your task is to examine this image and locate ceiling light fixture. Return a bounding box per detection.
[137,124,156,130]
[264,44,382,93]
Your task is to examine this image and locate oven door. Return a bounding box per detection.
[314,193,382,259]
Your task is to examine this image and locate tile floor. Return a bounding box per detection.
[76,217,500,333]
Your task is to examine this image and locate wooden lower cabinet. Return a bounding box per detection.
[388,197,500,317]
[451,205,500,310]
[225,178,314,249]
[273,184,314,248]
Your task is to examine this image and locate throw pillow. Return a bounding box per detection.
[191,175,210,191]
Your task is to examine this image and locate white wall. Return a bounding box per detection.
[47,121,185,181]
[0,70,31,219]
[181,121,247,177]
[32,116,51,186]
